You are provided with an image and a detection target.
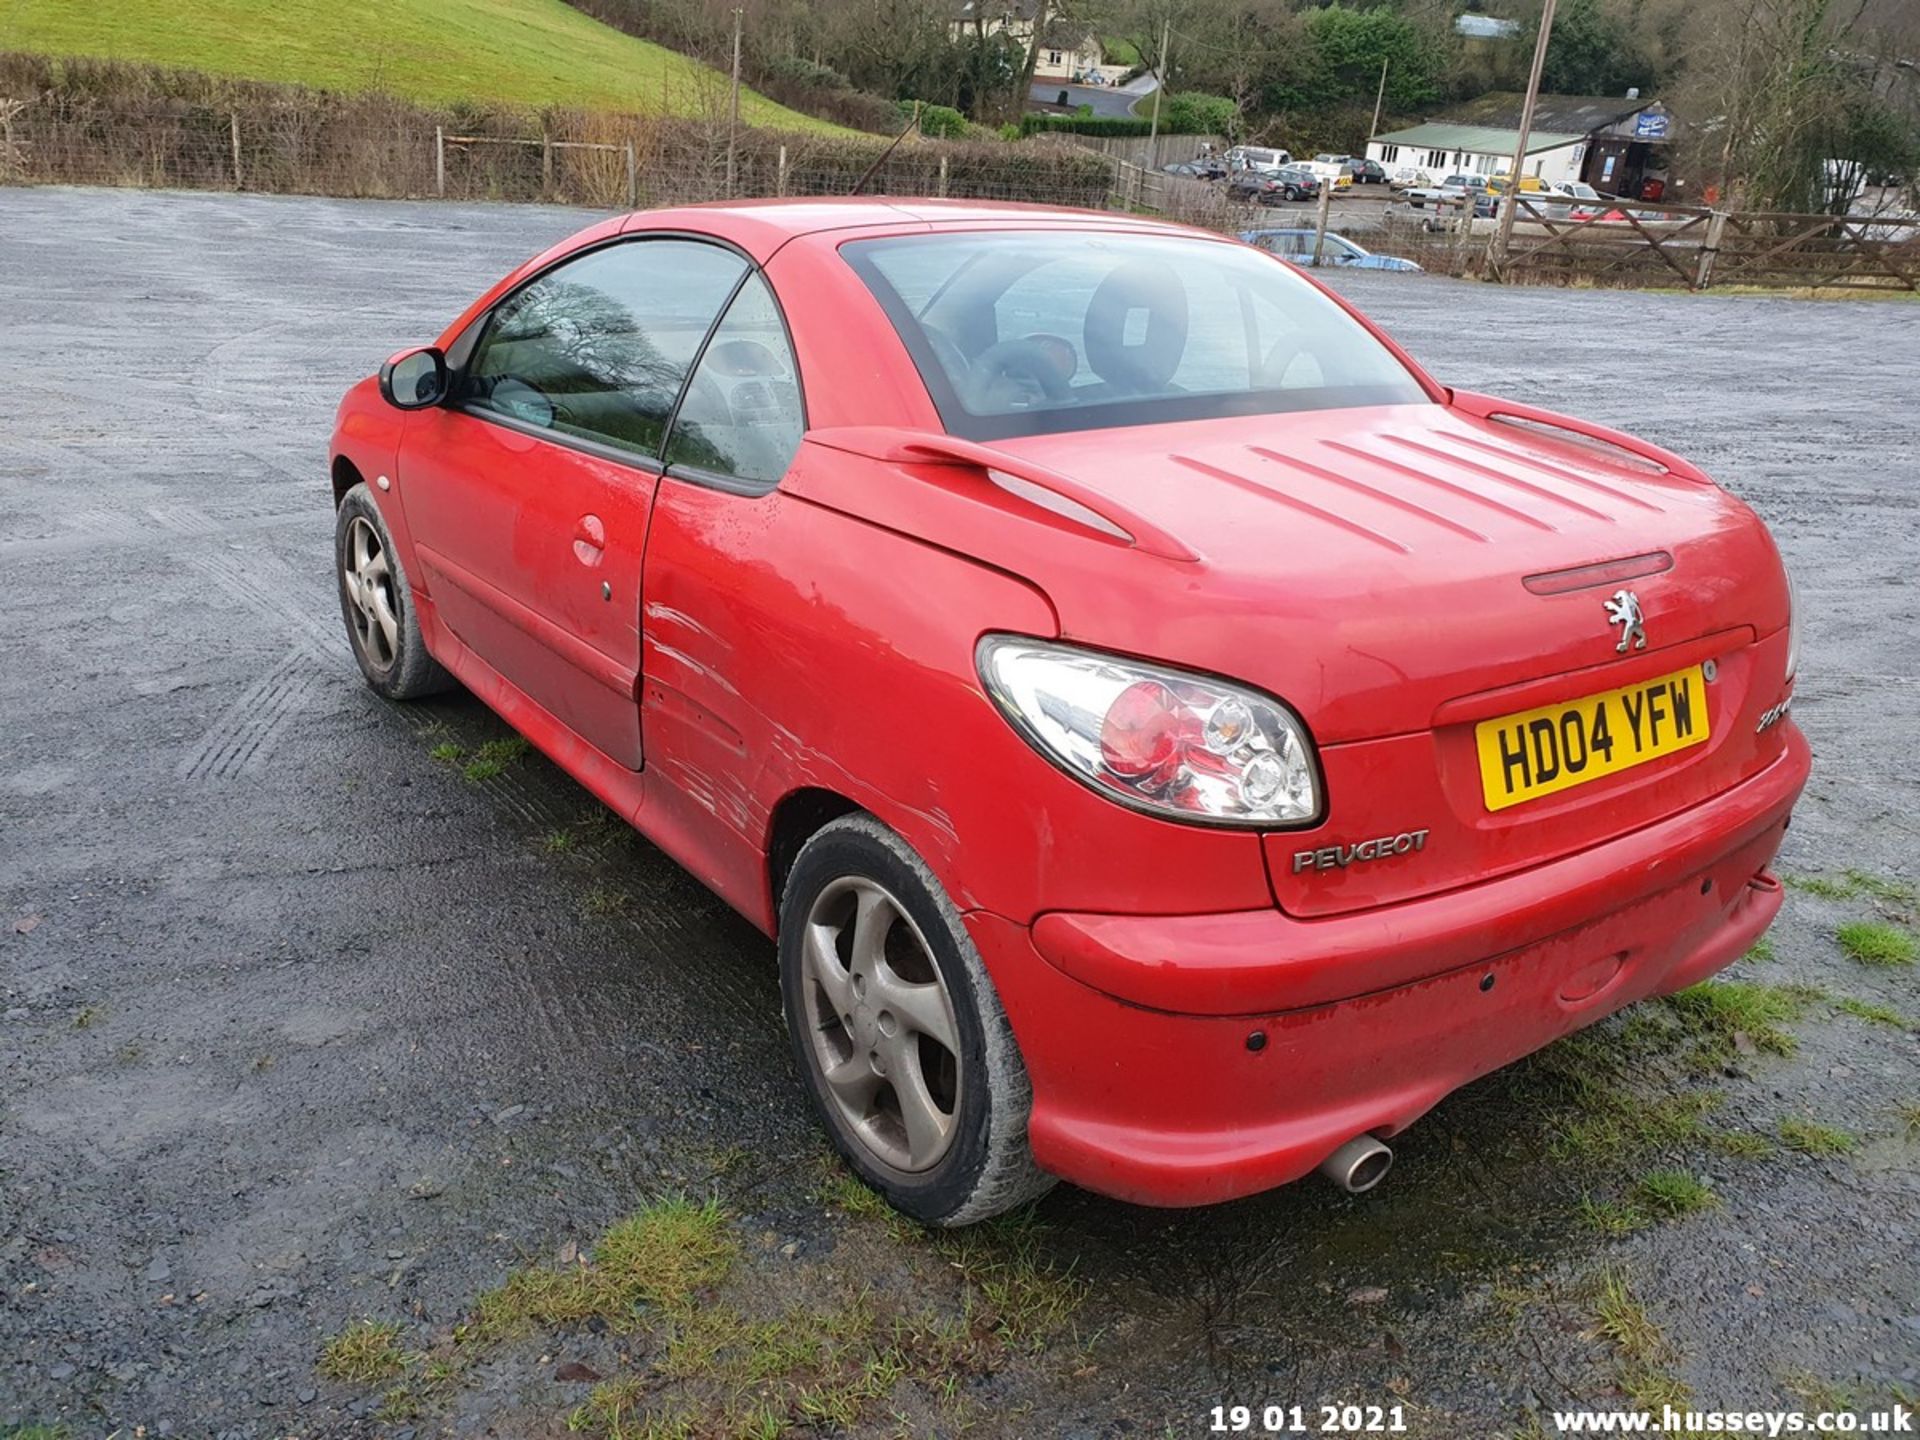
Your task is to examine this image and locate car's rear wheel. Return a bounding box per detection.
[335,482,453,701]
[779,814,1054,1226]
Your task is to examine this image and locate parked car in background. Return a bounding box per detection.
[1303,154,1356,190]
[1346,158,1388,184]
[1238,228,1423,272]
[1389,165,1435,190]
[1405,174,1492,210]
[1229,164,1320,204]
[1163,159,1224,181]
[1534,181,1606,219]
[1488,173,1557,197]
[331,198,1808,1224]
[1226,145,1291,173]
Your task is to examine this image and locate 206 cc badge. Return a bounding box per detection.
[1605,589,1648,653]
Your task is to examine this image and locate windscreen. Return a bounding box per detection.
[841,231,1429,440]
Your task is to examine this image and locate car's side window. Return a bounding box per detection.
[663,273,804,489]
[463,239,749,461]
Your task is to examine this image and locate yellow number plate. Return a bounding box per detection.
[1475,664,1710,812]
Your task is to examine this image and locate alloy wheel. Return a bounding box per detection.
[342,515,400,674]
[799,875,963,1175]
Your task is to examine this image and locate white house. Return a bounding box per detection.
[950,0,1110,84]
[1366,123,1589,189]
[1368,94,1677,196]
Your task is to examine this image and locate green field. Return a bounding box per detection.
[0,0,844,132]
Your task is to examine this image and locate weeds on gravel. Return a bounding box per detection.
[1551,1088,1721,1163]
[1896,1103,1920,1142]
[428,741,463,764]
[71,1005,99,1029]
[543,828,576,854]
[1845,870,1918,907]
[1591,1268,1690,1410]
[1778,1118,1856,1157]
[323,1187,1072,1439]
[1662,978,1819,1063]
[319,1319,409,1383]
[1633,1170,1720,1218]
[1836,921,1916,967]
[1783,1373,1857,1413]
[369,1352,467,1423]
[929,1208,1088,1352]
[463,736,531,782]
[1784,872,1857,899]
[1578,1194,1648,1236]
[1783,869,1916,903]
[470,1197,735,1340]
[1580,1171,1718,1236]
[1708,1129,1775,1158]
[815,1162,899,1227]
[1743,936,1775,963]
[1835,996,1910,1028]
[584,885,632,917]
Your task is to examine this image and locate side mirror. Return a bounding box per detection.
[379,347,448,410]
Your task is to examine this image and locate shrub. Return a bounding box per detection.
[1020,112,1154,138]
[1017,97,1232,139]
[1161,92,1236,137]
[907,101,969,140]
[761,55,853,93]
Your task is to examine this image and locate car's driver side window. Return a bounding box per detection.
[463,239,749,461]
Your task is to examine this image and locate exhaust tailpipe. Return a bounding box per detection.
[1318,1135,1393,1194]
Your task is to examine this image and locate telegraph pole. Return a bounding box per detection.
[1368,56,1388,146]
[1492,0,1556,271]
[1147,19,1170,149]
[726,6,743,198]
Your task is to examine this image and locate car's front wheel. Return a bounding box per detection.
[779,814,1054,1225]
[334,482,453,701]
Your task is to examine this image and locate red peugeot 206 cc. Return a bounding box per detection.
[330,201,1809,1224]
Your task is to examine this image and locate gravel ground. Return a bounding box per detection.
[2,186,1916,1440]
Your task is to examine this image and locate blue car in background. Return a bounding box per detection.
[1237,228,1423,272]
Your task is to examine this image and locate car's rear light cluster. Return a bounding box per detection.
[977,637,1322,827]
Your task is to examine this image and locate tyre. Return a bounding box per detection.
[334,482,454,701]
[779,814,1054,1226]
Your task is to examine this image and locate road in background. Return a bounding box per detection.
[1028,70,1157,118]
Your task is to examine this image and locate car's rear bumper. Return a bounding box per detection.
[966,726,1809,1208]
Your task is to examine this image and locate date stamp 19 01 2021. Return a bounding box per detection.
[1210,1404,1410,1434]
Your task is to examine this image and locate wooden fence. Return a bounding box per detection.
[1111,157,1920,293]
[1486,196,1920,291]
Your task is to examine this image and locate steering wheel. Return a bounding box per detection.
[961,337,1075,411]
[487,376,556,428]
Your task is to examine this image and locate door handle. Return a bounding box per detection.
[572,513,606,566]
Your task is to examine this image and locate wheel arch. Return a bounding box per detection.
[766,786,865,920]
[332,454,364,508]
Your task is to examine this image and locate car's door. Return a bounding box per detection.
[397,237,751,769]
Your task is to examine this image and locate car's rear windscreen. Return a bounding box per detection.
[840,231,1430,441]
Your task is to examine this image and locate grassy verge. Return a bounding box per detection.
[2,0,841,131]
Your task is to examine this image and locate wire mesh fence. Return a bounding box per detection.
[0,61,1113,213]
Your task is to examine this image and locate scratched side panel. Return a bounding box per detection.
[636,471,1277,927]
